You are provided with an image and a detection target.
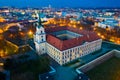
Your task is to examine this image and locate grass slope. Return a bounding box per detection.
[86,57,120,80]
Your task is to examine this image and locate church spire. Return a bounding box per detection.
[34,11,46,55]
[35,11,42,28]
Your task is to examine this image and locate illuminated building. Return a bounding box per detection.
[0,17,5,22]
[118,20,120,27]
[34,13,102,65]
[34,12,46,54]
[97,19,119,29]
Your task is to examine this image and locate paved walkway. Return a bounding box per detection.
[30,40,120,80]
[45,55,77,80]
[68,47,110,68]
[54,66,77,80]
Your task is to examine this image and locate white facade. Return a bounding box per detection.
[97,19,119,29]
[34,13,102,65]
[98,23,112,29]
[34,25,46,55]
[46,39,102,65]
[34,25,102,65]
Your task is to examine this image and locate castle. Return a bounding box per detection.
[34,13,102,65]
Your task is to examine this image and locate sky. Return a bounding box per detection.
[0,0,120,8]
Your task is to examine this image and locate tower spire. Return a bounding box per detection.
[34,11,46,55]
[35,11,42,27]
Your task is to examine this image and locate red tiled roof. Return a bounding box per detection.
[45,27,101,51]
[47,34,63,50]
[45,26,67,33]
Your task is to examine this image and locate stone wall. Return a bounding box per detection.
[77,50,117,73]
[114,50,120,58]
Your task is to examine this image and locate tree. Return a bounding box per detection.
[0,72,6,80]
[4,58,14,70]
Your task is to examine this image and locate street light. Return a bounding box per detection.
[101,35,105,39]
[97,33,101,36]
[80,27,83,30]
[0,62,4,66]
[117,40,120,44]
[28,30,33,35]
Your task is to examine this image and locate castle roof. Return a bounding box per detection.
[45,27,100,51]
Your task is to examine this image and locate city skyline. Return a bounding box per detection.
[1,1,120,80]
[0,0,120,8]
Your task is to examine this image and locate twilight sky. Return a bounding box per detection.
[0,0,120,8]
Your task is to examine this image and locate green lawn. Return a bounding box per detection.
[86,57,120,80]
[0,40,18,57]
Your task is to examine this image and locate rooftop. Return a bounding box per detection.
[51,30,82,41]
[45,27,100,51]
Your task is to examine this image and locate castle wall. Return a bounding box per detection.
[46,39,102,65]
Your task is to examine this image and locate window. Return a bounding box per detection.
[42,39,44,41]
[68,55,69,58]
[65,60,67,63]
[41,31,43,33]
[42,48,44,51]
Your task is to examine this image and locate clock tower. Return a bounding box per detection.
[34,11,46,55]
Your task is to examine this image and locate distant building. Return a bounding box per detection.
[34,13,102,65]
[97,19,119,29]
